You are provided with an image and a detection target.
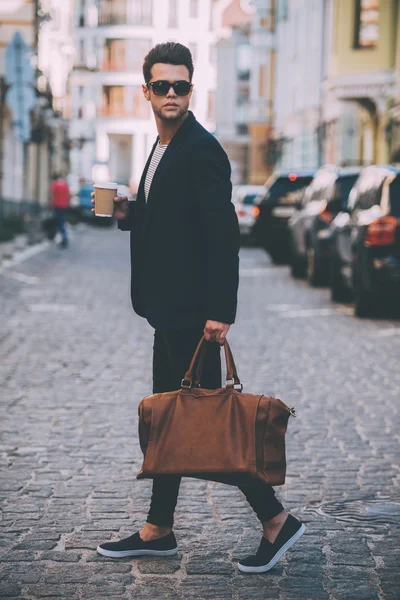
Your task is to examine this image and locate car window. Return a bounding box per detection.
[350,168,387,213]
[335,175,359,208]
[242,194,259,205]
[359,182,384,211]
[268,176,314,203]
[389,175,400,217]
[304,170,336,203]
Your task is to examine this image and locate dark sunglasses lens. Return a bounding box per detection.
[152,81,170,96]
[174,81,191,96]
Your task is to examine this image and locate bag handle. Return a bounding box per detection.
[181,336,243,391]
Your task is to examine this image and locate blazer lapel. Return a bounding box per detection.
[142,112,196,233]
[136,137,159,206]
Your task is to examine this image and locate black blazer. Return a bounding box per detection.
[119,111,240,331]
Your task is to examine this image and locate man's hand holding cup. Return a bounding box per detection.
[91,182,129,220]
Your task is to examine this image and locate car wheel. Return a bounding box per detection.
[330,254,351,303]
[268,248,288,264]
[307,246,326,287]
[290,247,306,278]
[353,265,377,318]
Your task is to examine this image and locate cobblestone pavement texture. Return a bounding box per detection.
[0,224,399,600]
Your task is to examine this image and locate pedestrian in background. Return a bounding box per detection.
[94,42,305,573]
[50,173,70,248]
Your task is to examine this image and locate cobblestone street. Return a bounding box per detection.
[0,224,399,600]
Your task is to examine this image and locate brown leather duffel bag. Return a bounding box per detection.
[137,337,296,486]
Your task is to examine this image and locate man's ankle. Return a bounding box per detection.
[262,510,289,543]
[140,523,172,542]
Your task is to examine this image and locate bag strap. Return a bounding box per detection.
[182,336,242,391]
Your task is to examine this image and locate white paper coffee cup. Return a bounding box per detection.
[93,182,118,217]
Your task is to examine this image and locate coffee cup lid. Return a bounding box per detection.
[94,182,118,190]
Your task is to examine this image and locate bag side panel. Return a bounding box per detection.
[262,397,291,485]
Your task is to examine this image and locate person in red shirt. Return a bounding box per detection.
[50,174,70,248]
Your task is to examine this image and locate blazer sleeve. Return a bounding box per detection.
[117,201,136,231]
[193,139,240,324]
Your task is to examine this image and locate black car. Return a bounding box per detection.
[288,167,360,284]
[253,171,315,263]
[329,165,400,317]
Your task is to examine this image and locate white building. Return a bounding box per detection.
[213,0,255,184]
[70,0,219,190]
[273,0,328,170]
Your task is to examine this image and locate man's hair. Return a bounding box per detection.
[142,42,194,84]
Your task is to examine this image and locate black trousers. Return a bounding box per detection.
[146,326,284,528]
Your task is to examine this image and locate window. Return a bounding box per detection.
[132,0,153,26]
[101,86,150,118]
[103,39,151,71]
[168,0,178,27]
[258,65,267,98]
[79,39,85,65]
[354,0,379,48]
[104,39,127,71]
[237,45,251,81]
[102,86,125,116]
[99,0,127,25]
[79,0,85,26]
[207,91,215,121]
[190,0,199,18]
[276,0,288,21]
[189,42,197,63]
[132,86,150,118]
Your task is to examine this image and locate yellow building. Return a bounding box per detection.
[324,0,400,166]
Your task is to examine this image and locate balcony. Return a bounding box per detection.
[100,86,150,119]
[99,0,153,26]
[101,39,151,72]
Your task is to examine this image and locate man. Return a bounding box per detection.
[95,43,304,573]
[49,174,69,248]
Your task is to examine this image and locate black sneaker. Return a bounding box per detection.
[97,532,178,558]
[238,514,305,573]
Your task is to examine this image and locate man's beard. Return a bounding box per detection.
[153,105,188,122]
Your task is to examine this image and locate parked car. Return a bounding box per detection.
[288,166,360,284]
[232,185,265,245]
[253,171,315,263]
[329,165,400,317]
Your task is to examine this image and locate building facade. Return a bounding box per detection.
[273,0,328,171]
[214,0,253,185]
[70,0,219,190]
[323,0,399,166]
[0,0,73,210]
[248,0,275,184]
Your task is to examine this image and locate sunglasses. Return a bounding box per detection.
[148,80,193,97]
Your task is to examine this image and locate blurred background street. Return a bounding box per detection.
[1,225,399,599]
[0,0,400,599]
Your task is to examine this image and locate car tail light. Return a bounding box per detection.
[365,216,398,246]
[252,206,260,217]
[318,206,334,225]
[236,209,247,217]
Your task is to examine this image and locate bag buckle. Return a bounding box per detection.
[289,407,297,417]
[181,379,192,388]
[226,379,243,392]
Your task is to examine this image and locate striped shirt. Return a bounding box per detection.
[144,142,168,202]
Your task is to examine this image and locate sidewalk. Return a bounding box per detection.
[0,226,399,600]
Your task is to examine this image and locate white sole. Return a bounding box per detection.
[237,523,306,573]
[96,545,178,558]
